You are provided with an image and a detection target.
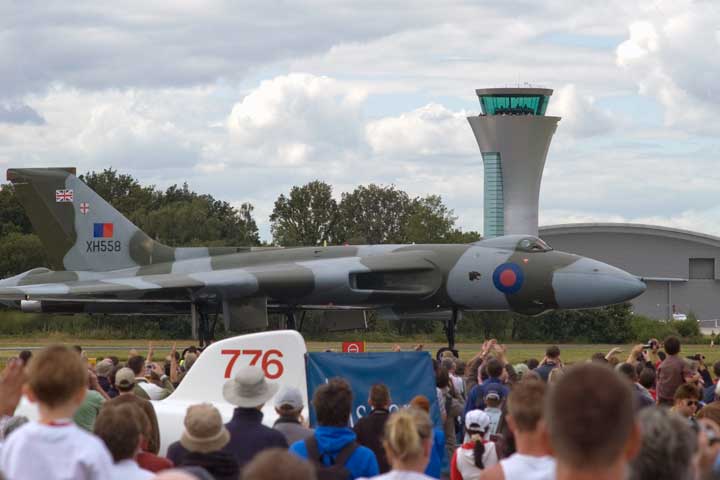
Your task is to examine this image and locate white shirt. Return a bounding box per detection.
[453,442,499,480]
[450,373,465,396]
[137,380,166,400]
[500,453,556,480]
[360,471,436,480]
[0,421,113,480]
[111,459,154,480]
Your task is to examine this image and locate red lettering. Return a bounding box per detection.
[243,349,263,366]
[221,349,242,378]
[262,349,284,379]
[221,348,285,379]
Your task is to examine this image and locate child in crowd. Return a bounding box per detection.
[94,403,154,479]
[0,345,114,479]
[450,409,499,480]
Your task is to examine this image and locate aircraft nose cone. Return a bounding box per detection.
[553,258,646,309]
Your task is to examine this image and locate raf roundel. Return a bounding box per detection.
[492,262,524,294]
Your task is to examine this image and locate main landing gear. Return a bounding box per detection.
[285,310,297,330]
[192,302,219,348]
[284,309,306,331]
[439,308,461,359]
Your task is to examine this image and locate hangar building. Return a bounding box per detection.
[467,88,720,323]
[540,223,720,323]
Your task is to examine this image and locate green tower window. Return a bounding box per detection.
[482,152,504,238]
[479,94,549,116]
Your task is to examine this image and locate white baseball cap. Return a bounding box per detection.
[465,409,491,431]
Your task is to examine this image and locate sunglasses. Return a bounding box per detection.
[685,400,699,407]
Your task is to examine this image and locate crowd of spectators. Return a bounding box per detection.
[1,335,720,479]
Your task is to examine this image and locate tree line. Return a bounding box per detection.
[270,181,480,246]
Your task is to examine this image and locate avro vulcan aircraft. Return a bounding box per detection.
[0,168,645,347]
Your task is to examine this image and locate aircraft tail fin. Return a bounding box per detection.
[7,167,173,272]
[166,330,308,405]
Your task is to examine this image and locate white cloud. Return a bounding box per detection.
[541,209,627,226]
[0,87,213,177]
[226,73,368,167]
[547,84,614,138]
[616,21,658,66]
[616,5,720,132]
[228,74,367,143]
[366,103,476,156]
[74,97,198,169]
[194,162,226,174]
[633,207,720,237]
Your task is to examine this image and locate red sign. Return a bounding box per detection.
[342,341,365,353]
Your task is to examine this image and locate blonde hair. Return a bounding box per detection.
[548,367,565,385]
[383,408,433,462]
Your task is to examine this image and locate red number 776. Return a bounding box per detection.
[221,349,284,379]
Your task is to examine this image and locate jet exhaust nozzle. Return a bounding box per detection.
[20,300,42,313]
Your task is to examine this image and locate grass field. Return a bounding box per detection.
[1,336,719,366]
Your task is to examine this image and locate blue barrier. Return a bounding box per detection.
[306,351,441,428]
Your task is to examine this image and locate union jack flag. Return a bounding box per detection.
[55,189,74,203]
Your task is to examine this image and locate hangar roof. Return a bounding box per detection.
[539,223,720,249]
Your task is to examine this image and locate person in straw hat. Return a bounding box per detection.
[220,366,288,469]
[177,403,238,480]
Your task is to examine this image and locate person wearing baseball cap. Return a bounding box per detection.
[513,363,530,380]
[450,409,499,479]
[220,366,287,469]
[115,367,136,390]
[96,359,118,398]
[272,385,313,445]
[107,367,163,463]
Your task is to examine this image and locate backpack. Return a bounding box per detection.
[474,387,507,440]
[484,407,503,435]
[304,436,359,480]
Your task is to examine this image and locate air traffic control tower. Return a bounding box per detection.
[467,88,560,237]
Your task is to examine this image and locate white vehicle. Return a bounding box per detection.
[16,330,309,454]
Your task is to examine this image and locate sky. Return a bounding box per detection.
[1,0,719,242]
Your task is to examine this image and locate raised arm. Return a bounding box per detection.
[170,342,179,385]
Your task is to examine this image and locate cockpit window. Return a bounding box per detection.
[474,235,553,252]
[517,237,553,252]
